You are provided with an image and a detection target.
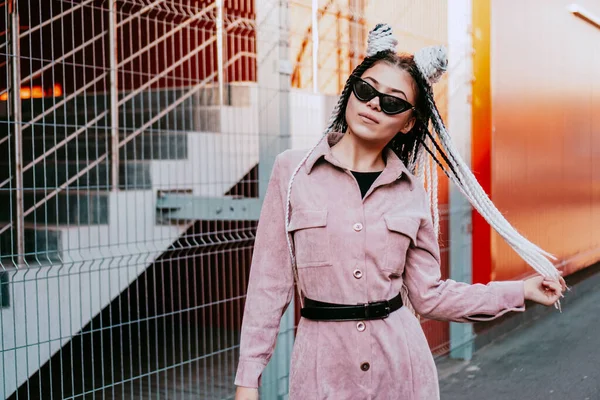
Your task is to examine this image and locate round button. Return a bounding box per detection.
[360,362,370,371]
[356,321,366,332]
[353,269,363,279]
[353,223,363,232]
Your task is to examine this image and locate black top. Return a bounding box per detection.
[351,170,383,198]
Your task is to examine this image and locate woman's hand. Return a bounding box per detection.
[235,386,259,400]
[524,272,567,306]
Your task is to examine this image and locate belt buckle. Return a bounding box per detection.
[363,299,391,319]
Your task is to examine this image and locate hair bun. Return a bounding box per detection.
[414,45,448,85]
[366,23,398,57]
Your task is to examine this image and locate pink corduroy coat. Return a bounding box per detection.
[234,131,526,399]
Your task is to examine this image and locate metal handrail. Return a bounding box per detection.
[0,0,95,53]
[116,4,216,69]
[117,0,170,28]
[116,36,217,109]
[118,51,254,149]
[0,24,219,189]
[21,49,255,220]
[0,4,255,240]
[0,48,255,232]
[0,110,110,189]
[0,0,175,96]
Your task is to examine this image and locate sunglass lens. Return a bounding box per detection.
[381,96,411,114]
[354,80,375,101]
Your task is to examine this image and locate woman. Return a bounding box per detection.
[234,24,566,400]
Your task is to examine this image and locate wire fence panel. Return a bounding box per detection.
[0,0,454,399]
[0,0,258,398]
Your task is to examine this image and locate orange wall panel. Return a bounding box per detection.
[489,0,600,280]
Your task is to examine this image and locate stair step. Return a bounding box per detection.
[0,190,109,225]
[119,131,188,160]
[4,87,223,118]
[0,161,152,190]
[4,93,220,132]
[12,109,202,133]
[0,130,188,162]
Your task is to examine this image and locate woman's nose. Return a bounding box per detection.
[366,96,381,112]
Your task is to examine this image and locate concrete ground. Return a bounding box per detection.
[437,269,600,400]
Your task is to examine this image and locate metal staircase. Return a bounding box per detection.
[0,81,259,397]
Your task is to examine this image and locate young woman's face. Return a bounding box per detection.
[345,61,417,147]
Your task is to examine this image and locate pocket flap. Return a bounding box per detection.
[288,209,328,232]
[384,215,421,245]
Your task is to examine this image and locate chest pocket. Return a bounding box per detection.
[288,209,331,268]
[383,214,421,275]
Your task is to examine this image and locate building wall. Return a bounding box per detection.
[489,0,600,280]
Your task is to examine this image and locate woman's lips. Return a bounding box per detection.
[358,112,379,124]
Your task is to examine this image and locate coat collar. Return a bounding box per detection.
[304,131,415,191]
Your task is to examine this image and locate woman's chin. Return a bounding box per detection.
[347,124,380,141]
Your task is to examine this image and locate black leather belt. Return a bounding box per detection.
[301,292,403,321]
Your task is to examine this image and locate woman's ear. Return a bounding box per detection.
[400,115,416,134]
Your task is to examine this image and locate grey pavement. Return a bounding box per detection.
[438,274,600,400]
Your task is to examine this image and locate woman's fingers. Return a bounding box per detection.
[542,280,563,297]
[525,274,567,306]
[541,283,562,305]
[544,275,567,292]
[542,279,560,291]
[558,276,567,291]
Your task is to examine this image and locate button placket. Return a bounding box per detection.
[353,222,363,232]
[353,269,363,279]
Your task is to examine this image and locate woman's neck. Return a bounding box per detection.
[330,130,386,172]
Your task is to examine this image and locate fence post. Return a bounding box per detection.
[108,0,119,191]
[256,0,293,397]
[216,0,225,106]
[448,0,474,361]
[8,0,24,266]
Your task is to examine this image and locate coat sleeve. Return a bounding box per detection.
[234,154,294,388]
[403,214,526,323]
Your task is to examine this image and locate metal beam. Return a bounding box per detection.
[156,196,262,221]
[8,0,24,267]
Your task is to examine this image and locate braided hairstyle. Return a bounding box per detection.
[285,23,562,312]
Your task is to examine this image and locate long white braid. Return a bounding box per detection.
[420,136,440,240]
[412,40,562,309]
[428,102,559,273]
[430,137,440,237]
[407,139,420,172]
[429,105,562,309]
[424,142,433,218]
[413,134,440,239]
[416,144,428,180]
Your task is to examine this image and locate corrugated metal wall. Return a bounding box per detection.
[489,0,600,281]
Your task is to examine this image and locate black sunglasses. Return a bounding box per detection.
[351,77,415,115]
